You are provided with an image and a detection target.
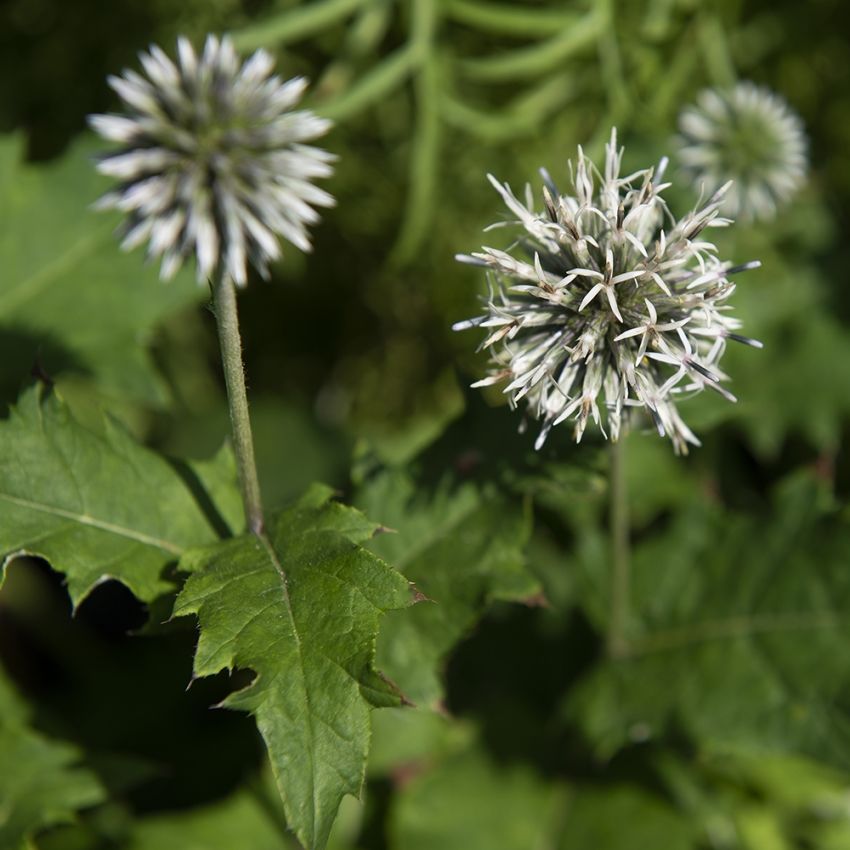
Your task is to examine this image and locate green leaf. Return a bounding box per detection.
[0,387,232,605]
[0,133,202,407]
[389,741,564,850]
[566,471,850,765]
[173,486,414,850]
[558,785,696,850]
[357,470,539,707]
[368,706,475,777]
[0,668,103,850]
[124,791,293,850]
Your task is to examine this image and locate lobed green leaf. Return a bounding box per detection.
[173,486,415,850]
[566,471,850,765]
[0,387,233,606]
[358,470,539,707]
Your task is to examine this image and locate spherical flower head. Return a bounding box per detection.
[454,129,762,454]
[89,35,335,286]
[677,82,807,222]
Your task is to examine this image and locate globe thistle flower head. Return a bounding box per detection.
[89,35,335,286]
[454,129,762,454]
[677,82,807,222]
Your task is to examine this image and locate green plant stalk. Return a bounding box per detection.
[608,436,631,659]
[212,268,265,536]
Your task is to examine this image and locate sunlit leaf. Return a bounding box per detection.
[0,133,202,407]
[0,387,232,606]
[174,486,415,850]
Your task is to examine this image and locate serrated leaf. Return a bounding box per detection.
[0,387,233,605]
[356,470,539,707]
[566,471,850,765]
[173,487,414,850]
[0,668,103,850]
[0,133,202,406]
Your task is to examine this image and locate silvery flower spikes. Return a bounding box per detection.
[89,34,335,287]
[454,129,762,454]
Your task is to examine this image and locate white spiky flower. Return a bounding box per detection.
[89,34,335,286]
[677,82,807,221]
[454,129,762,454]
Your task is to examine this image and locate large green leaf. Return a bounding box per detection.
[0,387,233,605]
[566,471,850,765]
[0,133,201,406]
[173,486,415,850]
[356,470,540,707]
[0,668,103,850]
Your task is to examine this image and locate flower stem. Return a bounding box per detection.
[608,436,631,659]
[212,269,265,536]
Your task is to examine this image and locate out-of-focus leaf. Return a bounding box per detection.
[389,741,564,850]
[124,790,291,850]
[0,134,202,407]
[357,469,539,707]
[368,707,474,777]
[0,668,103,850]
[174,485,414,850]
[0,387,234,606]
[163,396,351,513]
[567,471,850,765]
[559,785,696,850]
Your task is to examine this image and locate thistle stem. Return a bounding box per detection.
[608,436,631,659]
[212,268,265,536]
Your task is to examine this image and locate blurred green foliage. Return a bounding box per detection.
[3,0,850,848]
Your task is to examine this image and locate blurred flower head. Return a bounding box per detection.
[89,35,335,286]
[454,129,762,454]
[677,82,807,221]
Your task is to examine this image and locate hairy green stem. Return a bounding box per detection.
[212,269,265,536]
[608,436,631,659]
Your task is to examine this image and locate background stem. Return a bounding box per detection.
[212,269,265,536]
[608,436,631,659]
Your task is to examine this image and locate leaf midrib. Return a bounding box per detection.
[0,492,183,555]
[0,224,111,314]
[257,532,320,846]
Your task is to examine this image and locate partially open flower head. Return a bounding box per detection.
[677,82,807,222]
[89,35,335,286]
[454,129,762,454]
